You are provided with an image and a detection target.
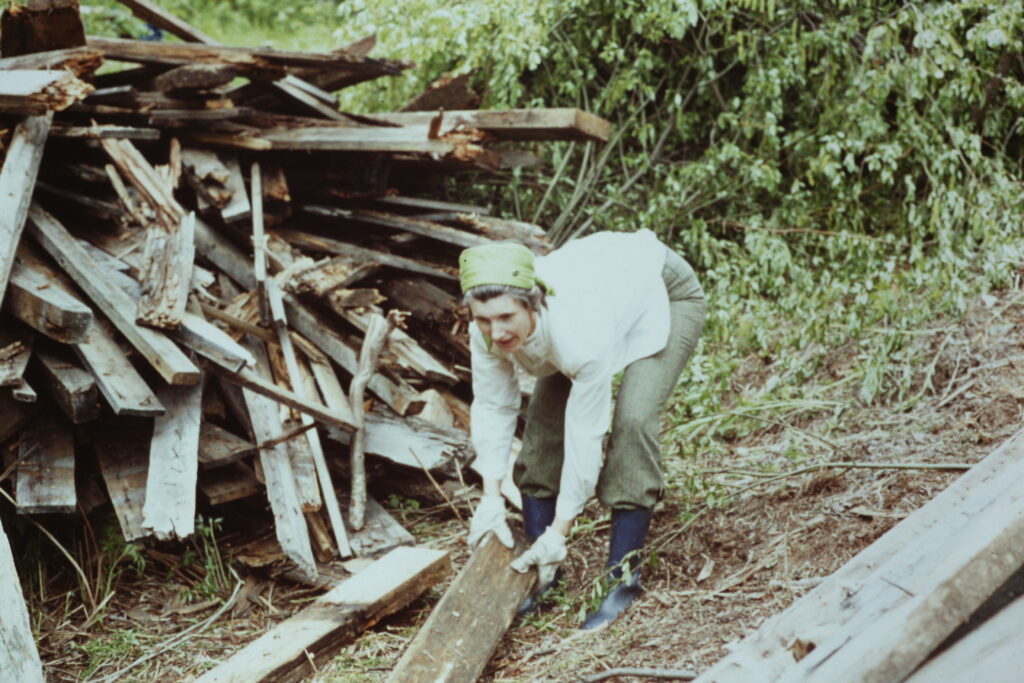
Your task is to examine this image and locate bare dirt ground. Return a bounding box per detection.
[29,281,1024,682]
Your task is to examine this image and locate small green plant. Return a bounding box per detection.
[178,516,233,601]
[77,627,147,678]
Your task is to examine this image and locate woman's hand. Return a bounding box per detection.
[510,526,567,586]
[467,494,513,548]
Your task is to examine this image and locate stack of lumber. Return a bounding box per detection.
[0,0,610,591]
[695,427,1024,683]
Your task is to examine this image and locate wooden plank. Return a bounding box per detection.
[198,421,255,470]
[95,418,152,541]
[73,316,164,417]
[304,206,488,249]
[907,593,1024,682]
[151,63,236,93]
[696,427,1024,683]
[0,69,92,114]
[339,306,458,385]
[10,376,37,403]
[112,0,221,45]
[369,107,613,142]
[0,519,44,683]
[16,415,76,514]
[219,156,250,224]
[778,465,1024,683]
[86,36,399,74]
[0,390,35,443]
[49,124,160,140]
[0,327,33,387]
[0,46,102,76]
[239,336,317,580]
[198,125,474,154]
[173,312,254,372]
[275,227,457,281]
[32,344,100,424]
[199,461,261,505]
[348,496,416,559]
[326,409,472,475]
[195,546,450,683]
[27,203,200,385]
[0,113,51,306]
[5,248,92,343]
[387,534,534,683]
[142,381,202,540]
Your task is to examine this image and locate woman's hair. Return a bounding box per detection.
[463,283,547,312]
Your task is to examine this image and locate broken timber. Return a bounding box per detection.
[0,70,93,114]
[387,533,534,683]
[195,546,450,683]
[369,107,613,143]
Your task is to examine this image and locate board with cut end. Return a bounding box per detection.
[198,421,255,470]
[32,344,100,424]
[16,415,76,514]
[5,257,93,343]
[73,316,164,417]
[95,417,152,541]
[199,461,261,505]
[195,546,450,683]
[142,381,202,540]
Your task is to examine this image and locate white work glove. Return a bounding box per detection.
[510,526,567,587]
[468,495,513,548]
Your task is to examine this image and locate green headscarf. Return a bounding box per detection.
[459,242,553,294]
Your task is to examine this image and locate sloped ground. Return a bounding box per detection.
[30,282,1024,681]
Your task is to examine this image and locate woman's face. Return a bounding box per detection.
[469,294,536,353]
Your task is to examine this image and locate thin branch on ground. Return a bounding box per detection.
[580,666,698,682]
[407,447,465,524]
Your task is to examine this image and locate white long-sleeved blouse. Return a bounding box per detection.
[469,229,672,521]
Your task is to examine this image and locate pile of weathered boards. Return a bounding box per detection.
[0,0,611,584]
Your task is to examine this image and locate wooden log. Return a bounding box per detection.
[95,417,152,541]
[195,546,450,683]
[112,0,220,45]
[0,113,51,307]
[304,206,489,249]
[387,533,535,683]
[907,593,1024,682]
[142,381,202,540]
[0,519,44,683]
[696,427,1024,683]
[199,461,261,505]
[73,316,164,417]
[0,46,102,76]
[32,343,99,423]
[239,336,317,580]
[27,203,200,385]
[198,421,255,470]
[369,107,613,143]
[1,1,86,58]
[16,414,76,513]
[0,69,92,114]
[151,63,236,93]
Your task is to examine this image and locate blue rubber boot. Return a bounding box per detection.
[516,495,561,617]
[581,508,652,630]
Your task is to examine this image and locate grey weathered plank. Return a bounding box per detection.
[5,258,94,343]
[33,344,100,424]
[198,421,255,470]
[95,418,152,542]
[142,381,202,540]
[0,519,44,683]
[368,107,613,142]
[27,203,200,385]
[0,113,51,306]
[73,316,164,417]
[16,415,76,514]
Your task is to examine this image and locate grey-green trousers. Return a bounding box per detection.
[512,248,706,510]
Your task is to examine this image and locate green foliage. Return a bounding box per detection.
[178,516,233,601]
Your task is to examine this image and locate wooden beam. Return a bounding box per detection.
[199,461,261,505]
[0,70,92,114]
[142,381,202,540]
[32,343,100,423]
[15,415,76,514]
[172,312,254,373]
[190,125,480,155]
[303,206,489,249]
[27,203,200,385]
[0,46,102,76]
[198,421,255,470]
[49,124,160,140]
[0,113,51,306]
[74,315,164,417]
[387,534,534,682]
[0,519,44,683]
[368,107,613,143]
[327,410,473,476]
[239,336,317,580]
[0,327,33,387]
[195,546,450,683]
[112,0,221,45]
[695,427,1024,683]
[6,246,93,344]
[907,593,1024,682]
[95,417,152,542]
[86,36,400,75]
